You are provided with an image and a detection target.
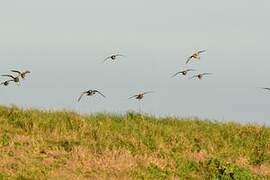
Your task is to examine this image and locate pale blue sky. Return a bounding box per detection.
[0,0,269,124]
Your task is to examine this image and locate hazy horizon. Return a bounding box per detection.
[0,1,270,124]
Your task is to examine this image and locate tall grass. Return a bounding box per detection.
[0,105,269,179]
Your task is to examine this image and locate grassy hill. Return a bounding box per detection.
[0,105,269,179]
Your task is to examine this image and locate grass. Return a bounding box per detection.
[0,105,269,179]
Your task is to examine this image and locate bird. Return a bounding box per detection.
[77,90,105,102]
[0,79,14,86]
[129,91,154,101]
[1,74,20,83]
[11,70,31,79]
[186,50,206,64]
[189,73,212,80]
[171,69,196,77]
[103,54,125,63]
[262,87,270,91]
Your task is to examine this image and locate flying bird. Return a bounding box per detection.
[171,69,196,77]
[189,73,212,80]
[129,91,154,101]
[103,54,125,63]
[186,50,206,64]
[11,70,31,79]
[0,79,14,86]
[1,74,20,83]
[77,90,105,102]
[262,87,270,91]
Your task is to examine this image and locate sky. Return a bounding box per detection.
[0,0,270,124]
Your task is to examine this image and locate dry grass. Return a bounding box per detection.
[0,105,269,179]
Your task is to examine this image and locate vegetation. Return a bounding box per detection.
[0,105,269,179]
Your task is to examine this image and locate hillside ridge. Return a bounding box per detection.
[0,105,269,179]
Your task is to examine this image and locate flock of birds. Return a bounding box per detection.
[0,70,30,86]
[1,50,269,106]
[78,50,211,102]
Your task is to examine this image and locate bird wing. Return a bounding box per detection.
[11,70,22,75]
[23,71,31,75]
[143,91,154,95]
[2,74,15,79]
[189,75,198,79]
[115,54,125,57]
[77,91,87,102]
[128,94,138,99]
[186,57,192,64]
[202,73,212,76]
[198,50,206,54]
[103,56,111,62]
[186,69,196,72]
[94,90,106,98]
[262,88,270,91]
[171,71,182,77]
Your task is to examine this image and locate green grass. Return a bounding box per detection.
[0,105,269,179]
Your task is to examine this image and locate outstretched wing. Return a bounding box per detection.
[171,71,182,78]
[198,50,206,54]
[11,70,22,75]
[128,94,138,99]
[94,90,106,98]
[103,56,112,62]
[115,54,125,57]
[143,91,154,95]
[77,91,87,102]
[262,87,270,91]
[23,70,31,74]
[186,57,192,64]
[186,69,196,72]
[189,75,198,80]
[201,73,212,76]
[2,74,15,79]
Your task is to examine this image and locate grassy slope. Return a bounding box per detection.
[0,106,269,179]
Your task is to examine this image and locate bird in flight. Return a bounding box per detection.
[171,69,196,77]
[77,90,106,102]
[189,73,212,80]
[1,74,20,83]
[103,54,125,63]
[186,50,206,64]
[262,87,270,91]
[11,70,31,79]
[129,91,154,101]
[0,79,14,86]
